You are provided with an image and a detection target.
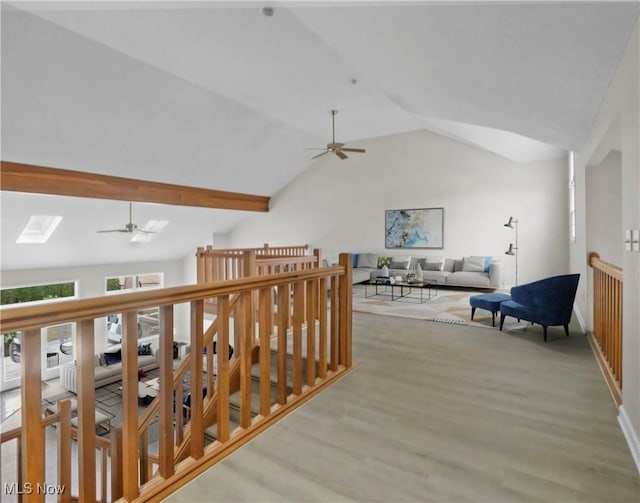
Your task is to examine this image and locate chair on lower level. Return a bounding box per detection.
[499,274,580,342]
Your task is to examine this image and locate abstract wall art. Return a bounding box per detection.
[385,207,444,249]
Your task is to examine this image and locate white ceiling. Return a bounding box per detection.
[2,1,638,271]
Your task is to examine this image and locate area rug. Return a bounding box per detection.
[352,284,524,331]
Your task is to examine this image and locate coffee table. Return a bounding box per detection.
[364,279,436,303]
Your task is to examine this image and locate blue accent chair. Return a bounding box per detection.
[499,274,580,342]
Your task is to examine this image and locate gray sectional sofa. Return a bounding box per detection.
[347,253,502,289]
[59,344,159,393]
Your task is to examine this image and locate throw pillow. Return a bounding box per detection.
[421,256,445,271]
[103,349,122,366]
[390,256,411,269]
[377,256,392,268]
[471,256,493,273]
[461,256,485,272]
[357,253,378,269]
[137,343,152,356]
[352,254,359,268]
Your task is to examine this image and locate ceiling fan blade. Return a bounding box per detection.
[334,150,348,160]
[311,150,331,160]
[341,147,366,153]
[97,229,129,233]
[305,148,328,151]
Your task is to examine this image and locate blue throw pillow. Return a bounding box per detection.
[471,256,492,273]
[352,254,359,268]
[137,343,152,356]
[103,349,122,365]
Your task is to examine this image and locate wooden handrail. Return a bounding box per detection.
[588,252,622,281]
[0,267,341,332]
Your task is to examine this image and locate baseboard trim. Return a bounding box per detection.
[573,302,586,334]
[618,405,640,475]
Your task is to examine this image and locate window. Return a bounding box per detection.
[1,281,77,306]
[569,151,576,242]
[105,273,163,346]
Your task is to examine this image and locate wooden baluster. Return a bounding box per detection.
[259,287,272,417]
[190,300,204,459]
[196,247,205,284]
[277,284,290,405]
[206,340,214,398]
[139,429,149,484]
[339,253,353,368]
[57,399,72,503]
[306,278,317,387]
[217,295,231,442]
[76,319,97,502]
[205,245,214,282]
[330,275,339,372]
[292,281,304,395]
[158,305,175,479]
[318,277,328,379]
[175,385,184,444]
[100,445,108,503]
[110,427,123,501]
[239,292,253,428]
[20,328,44,503]
[122,310,139,500]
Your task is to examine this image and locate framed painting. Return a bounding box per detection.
[385,207,444,249]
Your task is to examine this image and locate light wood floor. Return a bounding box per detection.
[166,313,640,502]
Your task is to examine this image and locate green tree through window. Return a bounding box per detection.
[0,282,76,305]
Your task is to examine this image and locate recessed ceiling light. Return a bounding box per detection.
[130,220,169,243]
[17,215,63,243]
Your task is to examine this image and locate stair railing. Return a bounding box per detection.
[588,251,623,404]
[0,253,352,503]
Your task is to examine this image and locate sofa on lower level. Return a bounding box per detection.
[346,253,502,289]
[59,344,159,393]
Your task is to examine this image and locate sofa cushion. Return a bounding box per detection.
[447,271,491,288]
[357,253,378,269]
[390,256,411,269]
[419,256,445,271]
[462,256,485,272]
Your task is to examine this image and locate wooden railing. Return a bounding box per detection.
[195,243,317,284]
[0,254,353,502]
[588,252,623,405]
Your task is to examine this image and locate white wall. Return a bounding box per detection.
[229,129,569,288]
[572,18,640,471]
[586,150,623,267]
[1,258,190,352]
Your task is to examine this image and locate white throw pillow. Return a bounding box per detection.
[390,256,412,269]
[357,253,378,269]
[461,256,485,272]
[421,256,445,271]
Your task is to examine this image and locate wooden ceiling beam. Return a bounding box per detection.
[0,161,270,212]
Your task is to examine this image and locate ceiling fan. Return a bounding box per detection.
[307,109,366,160]
[97,202,153,234]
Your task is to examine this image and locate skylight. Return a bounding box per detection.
[130,220,169,243]
[16,215,62,243]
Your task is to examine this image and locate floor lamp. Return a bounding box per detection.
[504,216,518,285]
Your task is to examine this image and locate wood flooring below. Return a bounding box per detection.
[165,313,640,502]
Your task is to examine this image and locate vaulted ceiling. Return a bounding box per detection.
[2,1,638,271]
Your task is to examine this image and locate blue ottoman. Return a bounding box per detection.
[469,293,511,327]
